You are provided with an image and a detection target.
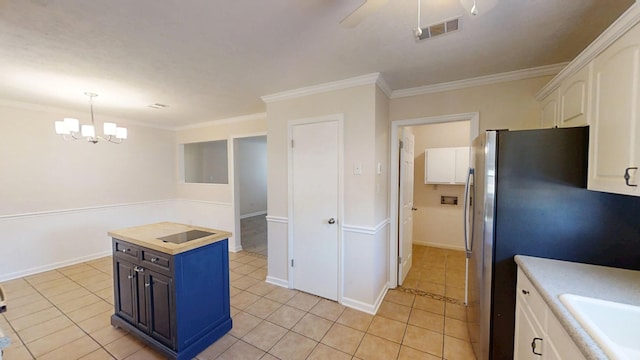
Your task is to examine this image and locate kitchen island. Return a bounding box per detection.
[109,222,232,360]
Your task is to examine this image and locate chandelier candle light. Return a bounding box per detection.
[54,92,127,144]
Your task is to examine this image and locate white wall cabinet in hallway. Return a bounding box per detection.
[424,147,470,185]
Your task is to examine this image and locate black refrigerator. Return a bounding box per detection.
[464,127,640,360]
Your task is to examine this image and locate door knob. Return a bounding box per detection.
[328,218,336,224]
[411,207,418,211]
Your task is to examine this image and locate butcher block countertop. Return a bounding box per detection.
[108,222,232,255]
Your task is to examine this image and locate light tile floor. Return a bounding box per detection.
[1,245,475,360]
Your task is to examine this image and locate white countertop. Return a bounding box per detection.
[514,255,640,360]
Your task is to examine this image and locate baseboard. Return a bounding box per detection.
[265,276,289,288]
[0,250,112,282]
[413,241,465,252]
[239,211,267,220]
[230,244,243,252]
[341,283,389,315]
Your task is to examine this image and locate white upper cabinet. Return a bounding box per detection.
[539,63,591,129]
[536,4,640,197]
[589,22,640,196]
[558,63,591,128]
[425,147,470,185]
[540,89,559,128]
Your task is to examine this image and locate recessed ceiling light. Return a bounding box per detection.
[148,103,168,109]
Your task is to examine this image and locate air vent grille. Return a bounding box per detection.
[417,17,461,40]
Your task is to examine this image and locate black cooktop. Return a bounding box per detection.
[158,230,216,244]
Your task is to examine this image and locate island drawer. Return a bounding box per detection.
[113,239,140,262]
[141,249,171,275]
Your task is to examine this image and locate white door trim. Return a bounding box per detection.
[287,114,344,300]
[388,112,479,288]
[231,132,267,252]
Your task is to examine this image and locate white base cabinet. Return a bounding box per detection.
[515,268,585,360]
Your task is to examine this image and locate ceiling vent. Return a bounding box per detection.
[416,17,460,40]
[148,103,168,109]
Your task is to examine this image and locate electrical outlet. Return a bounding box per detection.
[353,163,362,175]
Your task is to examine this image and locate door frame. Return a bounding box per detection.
[388,112,479,288]
[231,132,267,252]
[287,114,344,298]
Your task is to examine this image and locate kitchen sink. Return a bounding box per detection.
[559,294,640,359]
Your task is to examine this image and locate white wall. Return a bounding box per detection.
[236,136,267,217]
[390,76,553,132]
[175,116,267,251]
[0,102,176,215]
[265,81,390,314]
[0,106,267,280]
[411,121,470,250]
[0,101,177,280]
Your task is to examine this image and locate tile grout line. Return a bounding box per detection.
[22,266,119,359]
[18,260,124,359]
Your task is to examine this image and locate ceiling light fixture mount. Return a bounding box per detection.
[54,92,127,144]
[470,0,479,16]
[413,0,422,40]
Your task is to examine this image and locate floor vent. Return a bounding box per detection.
[417,17,460,40]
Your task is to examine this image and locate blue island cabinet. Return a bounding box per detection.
[111,237,232,360]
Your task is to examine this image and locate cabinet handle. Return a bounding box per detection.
[531,337,543,356]
[145,282,151,287]
[522,289,530,295]
[150,257,158,263]
[328,218,336,224]
[127,275,134,279]
[624,167,638,187]
[133,266,144,273]
[120,249,127,253]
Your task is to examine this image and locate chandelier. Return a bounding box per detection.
[54,92,128,144]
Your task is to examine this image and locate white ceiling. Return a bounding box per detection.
[0,0,634,128]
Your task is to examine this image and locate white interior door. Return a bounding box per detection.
[291,120,339,300]
[398,129,415,285]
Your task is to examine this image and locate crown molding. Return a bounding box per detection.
[391,63,568,99]
[0,98,174,130]
[261,73,385,103]
[173,112,266,131]
[536,2,640,100]
[376,76,392,98]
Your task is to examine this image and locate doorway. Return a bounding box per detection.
[389,113,479,291]
[289,116,342,301]
[233,135,268,256]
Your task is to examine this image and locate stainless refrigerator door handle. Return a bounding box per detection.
[470,169,476,255]
[463,168,475,258]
